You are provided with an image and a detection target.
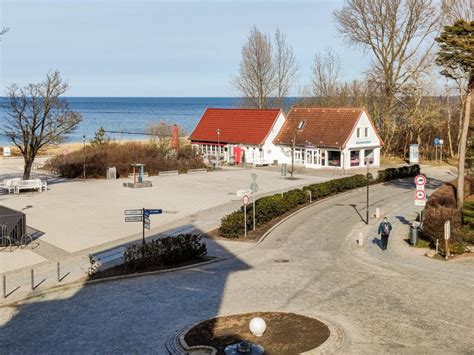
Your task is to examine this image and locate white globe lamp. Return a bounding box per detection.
[249,317,266,337]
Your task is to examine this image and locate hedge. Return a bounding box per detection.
[219,164,420,238]
[124,234,207,271]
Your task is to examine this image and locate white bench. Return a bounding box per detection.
[14,179,47,194]
[2,178,21,194]
[90,246,126,271]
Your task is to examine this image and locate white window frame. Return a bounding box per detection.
[357,128,361,138]
[364,127,369,138]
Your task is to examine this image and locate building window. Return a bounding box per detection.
[365,127,369,138]
[364,149,374,165]
[328,151,341,167]
[297,120,306,130]
[357,128,361,138]
[350,150,360,167]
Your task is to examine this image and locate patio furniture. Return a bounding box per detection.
[14,179,44,194]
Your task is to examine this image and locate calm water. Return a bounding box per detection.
[0,97,241,145]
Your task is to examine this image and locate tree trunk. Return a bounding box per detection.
[456,75,473,210]
[446,93,455,158]
[23,155,34,180]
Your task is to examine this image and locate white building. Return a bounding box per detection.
[273,107,383,169]
[189,108,287,165]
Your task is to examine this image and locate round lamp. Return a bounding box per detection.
[249,317,266,337]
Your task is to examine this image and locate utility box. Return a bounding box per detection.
[106,167,117,180]
[0,206,26,244]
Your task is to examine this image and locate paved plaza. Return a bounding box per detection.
[0,157,333,275]
[0,164,472,353]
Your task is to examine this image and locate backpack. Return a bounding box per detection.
[382,223,390,235]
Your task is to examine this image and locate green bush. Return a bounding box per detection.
[124,234,207,271]
[377,164,420,182]
[219,174,368,238]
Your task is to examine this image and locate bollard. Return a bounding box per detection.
[375,207,380,219]
[57,262,60,283]
[31,269,34,291]
[2,275,5,299]
[435,239,439,253]
[358,232,364,246]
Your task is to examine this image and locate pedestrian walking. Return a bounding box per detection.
[378,217,392,250]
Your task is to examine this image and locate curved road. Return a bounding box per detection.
[1,167,473,354]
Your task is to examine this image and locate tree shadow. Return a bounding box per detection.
[0,225,251,353]
[395,215,411,225]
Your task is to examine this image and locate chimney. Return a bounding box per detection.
[171,124,180,150]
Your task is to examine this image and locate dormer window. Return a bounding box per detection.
[297,120,306,130]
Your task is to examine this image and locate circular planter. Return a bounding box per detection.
[167,311,346,355]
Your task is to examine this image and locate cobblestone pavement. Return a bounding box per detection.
[1,166,473,354]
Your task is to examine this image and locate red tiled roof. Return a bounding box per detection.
[274,107,368,148]
[189,108,282,145]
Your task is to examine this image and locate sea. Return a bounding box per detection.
[0,97,243,145]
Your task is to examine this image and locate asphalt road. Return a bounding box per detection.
[1,167,473,354]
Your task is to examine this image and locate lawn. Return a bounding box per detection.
[463,199,474,229]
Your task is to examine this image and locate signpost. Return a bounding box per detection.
[243,195,249,237]
[281,164,287,196]
[414,174,427,207]
[124,208,162,243]
[250,173,258,231]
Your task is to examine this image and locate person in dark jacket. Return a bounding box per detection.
[378,217,392,250]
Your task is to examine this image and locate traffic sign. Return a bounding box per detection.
[414,175,427,186]
[145,209,163,215]
[143,216,150,224]
[434,137,440,145]
[124,209,142,216]
[237,189,252,197]
[250,182,259,193]
[242,195,249,206]
[415,190,426,200]
[125,216,143,222]
[415,200,426,206]
[144,222,150,230]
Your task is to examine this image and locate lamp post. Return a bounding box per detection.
[366,156,370,225]
[216,128,221,168]
[83,134,86,180]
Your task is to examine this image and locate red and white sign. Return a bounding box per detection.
[242,195,249,206]
[414,175,427,186]
[415,190,426,200]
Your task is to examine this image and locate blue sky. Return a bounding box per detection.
[1,0,369,97]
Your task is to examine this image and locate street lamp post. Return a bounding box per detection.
[366,156,370,225]
[216,128,221,169]
[83,134,86,180]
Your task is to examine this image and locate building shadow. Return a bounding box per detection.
[0,225,251,353]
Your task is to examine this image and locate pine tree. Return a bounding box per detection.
[436,20,474,209]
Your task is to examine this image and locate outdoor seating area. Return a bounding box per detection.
[1,178,47,194]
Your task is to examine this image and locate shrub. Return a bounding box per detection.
[219,174,368,238]
[45,141,205,178]
[124,234,207,271]
[376,164,420,182]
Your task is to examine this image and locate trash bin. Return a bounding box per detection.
[410,225,419,245]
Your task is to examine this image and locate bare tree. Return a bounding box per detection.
[233,27,275,109]
[441,0,473,23]
[334,0,442,154]
[3,71,82,179]
[273,28,298,107]
[0,27,8,38]
[310,48,343,106]
[145,120,183,156]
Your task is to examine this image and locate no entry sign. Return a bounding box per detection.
[414,175,427,186]
[242,195,249,206]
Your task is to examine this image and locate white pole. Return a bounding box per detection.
[244,204,247,238]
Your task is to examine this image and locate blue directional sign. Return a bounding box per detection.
[434,137,440,145]
[145,209,162,215]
